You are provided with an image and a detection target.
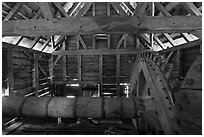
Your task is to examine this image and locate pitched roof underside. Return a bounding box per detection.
[2,2,202,53]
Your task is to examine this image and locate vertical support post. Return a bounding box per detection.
[92,2,96,16]
[33,53,39,96]
[150,2,154,48]
[177,49,184,78]
[92,34,96,49]
[7,47,14,96]
[78,55,82,96]
[116,54,120,96]
[99,54,103,97]
[107,2,110,16]
[49,36,55,95]
[107,34,111,49]
[62,41,66,82]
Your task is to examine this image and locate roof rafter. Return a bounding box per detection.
[3,2,24,21]
[54,2,69,17]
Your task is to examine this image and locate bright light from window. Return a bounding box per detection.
[66,96,75,98]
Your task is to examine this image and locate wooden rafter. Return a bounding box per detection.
[153,35,164,50]
[3,16,201,36]
[54,2,69,17]
[155,2,193,45]
[111,2,128,16]
[38,2,53,18]
[133,2,149,16]
[53,2,93,52]
[31,36,41,49]
[3,2,24,21]
[155,2,193,43]
[182,2,202,16]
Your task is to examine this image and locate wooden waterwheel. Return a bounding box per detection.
[129,51,202,135]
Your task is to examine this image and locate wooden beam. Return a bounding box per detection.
[54,2,69,17]
[7,47,14,96]
[92,34,96,49]
[78,55,82,96]
[111,2,128,16]
[116,54,120,96]
[38,2,53,18]
[62,42,67,82]
[107,34,111,49]
[99,54,103,97]
[107,2,110,16]
[77,2,93,17]
[3,3,24,21]
[153,35,164,50]
[116,34,128,49]
[92,2,96,16]
[182,2,202,16]
[163,33,176,46]
[52,48,150,56]
[30,36,41,49]
[155,2,193,43]
[41,38,51,52]
[15,36,24,45]
[33,54,39,96]
[78,35,87,49]
[3,16,201,36]
[133,2,149,16]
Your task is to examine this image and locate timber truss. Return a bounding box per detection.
[2,2,202,53]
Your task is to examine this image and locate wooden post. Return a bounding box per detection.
[177,49,184,77]
[33,53,39,96]
[116,54,121,96]
[78,55,82,96]
[7,47,14,96]
[107,2,110,16]
[107,34,111,49]
[99,54,103,97]
[49,55,54,95]
[62,42,66,82]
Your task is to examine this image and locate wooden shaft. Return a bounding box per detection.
[2,96,139,119]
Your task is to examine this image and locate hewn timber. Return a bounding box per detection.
[52,48,151,55]
[3,16,201,36]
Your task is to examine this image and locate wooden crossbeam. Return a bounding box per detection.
[133,2,149,16]
[53,2,93,52]
[30,36,41,49]
[3,16,201,36]
[78,35,88,49]
[155,2,193,45]
[54,2,69,17]
[77,2,93,17]
[52,48,150,56]
[3,2,24,21]
[182,2,202,16]
[116,34,128,49]
[111,2,128,16]
[15,36,24,45]
[153,35,164,50]
[38,2,53,18]
[163,33,176,46]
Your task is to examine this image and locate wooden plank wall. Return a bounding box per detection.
[52,2,139,97]
[2,43,51,97]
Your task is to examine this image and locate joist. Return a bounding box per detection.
[3,16,201,36]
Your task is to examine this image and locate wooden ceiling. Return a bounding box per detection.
[2,2,202,53]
